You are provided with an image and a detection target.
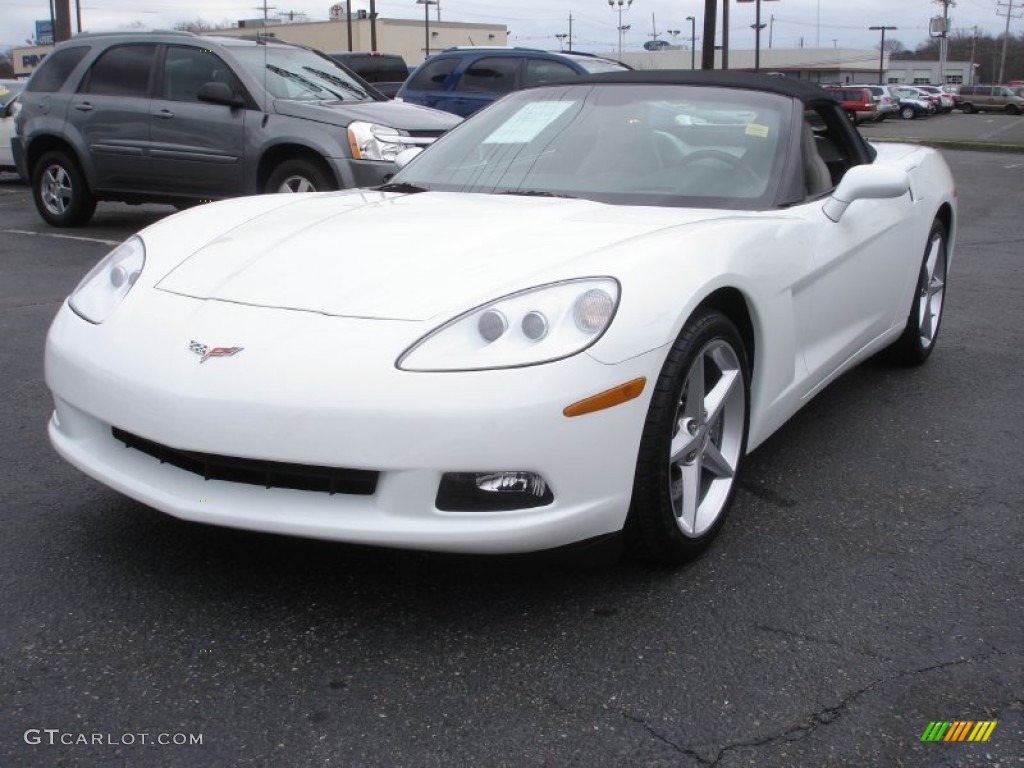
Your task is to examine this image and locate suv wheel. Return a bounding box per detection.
[32,150,97,227]
[1006,104,1020,116]
[266,159,335,193]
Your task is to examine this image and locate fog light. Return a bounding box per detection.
[436,471,554,511]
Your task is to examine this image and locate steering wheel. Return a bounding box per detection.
[674,149,762,189]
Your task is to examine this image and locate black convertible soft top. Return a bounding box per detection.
[565,69,836,106]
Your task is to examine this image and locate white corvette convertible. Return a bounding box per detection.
[45,72,955,563]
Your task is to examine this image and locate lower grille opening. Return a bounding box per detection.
[112,428,378,496]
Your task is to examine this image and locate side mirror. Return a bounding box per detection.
[394,147,423,169]
[823,164,909,222]
[197,82,246,109]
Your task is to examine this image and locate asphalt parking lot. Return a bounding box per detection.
[1,150,1022,767]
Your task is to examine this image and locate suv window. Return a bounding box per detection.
[26,46,89,92]
[406,58,458,91]
[162,46,244,102]
[81,44,156,97]
[455,57,518,94]
[524,58,577,86]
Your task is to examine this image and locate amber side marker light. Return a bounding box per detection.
[563,377,646,418]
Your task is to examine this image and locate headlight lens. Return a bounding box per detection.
[347,121,413,162]
[68,236,145,324]
[398,278,619,372]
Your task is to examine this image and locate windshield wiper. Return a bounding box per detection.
[377,181,430,194]
[500,190,577,198]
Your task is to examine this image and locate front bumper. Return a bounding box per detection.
[46,294,661,554]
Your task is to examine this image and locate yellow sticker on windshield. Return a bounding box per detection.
[0,87,9,97]
[745,123,770,138]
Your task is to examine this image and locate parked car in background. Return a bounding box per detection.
[0,79,26,173]
[941,84,964,109]
[957,85,1024,114]
[854,84,900,120]
[824,85,880,123]
[44,71,956,564]
[395,47,629,117]
[14,31,460,227]
[915,85,955,112]
[891,87,936,119]
[328,51,410,98]
[893,86,941,115]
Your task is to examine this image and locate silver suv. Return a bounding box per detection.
[13,31,460,226]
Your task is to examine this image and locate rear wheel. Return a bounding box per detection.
[31,150,96,227]
[626,310,750,564]
[1006,104,1020,116]
[900,105,916,120]
[962,103,975,114]
[265,158,335,194]
[888,219,948,366]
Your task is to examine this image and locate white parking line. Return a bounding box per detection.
[1006,163,1024,169]
[1,228,120,246]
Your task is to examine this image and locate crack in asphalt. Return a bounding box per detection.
[751,622,895,662]
[619,649,1016,766]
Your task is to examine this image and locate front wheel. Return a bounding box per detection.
[888,219,948,365]
[265,158,335,194]
[31,150,96,227]
[901,106,916,120]
[1006,104,1020,116]
[962,103,975,114]
[625,310,750,564]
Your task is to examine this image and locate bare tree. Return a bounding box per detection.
[173,18,231,34]
[0,50,14,79]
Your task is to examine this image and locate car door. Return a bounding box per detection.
[148,44,248,198]
[399,57,459,111]
[445,56,520,117]
[793,108,917,384]
[67,43,157,191]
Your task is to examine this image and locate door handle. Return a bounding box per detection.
[73,102,93,112]
[153,109,175,119]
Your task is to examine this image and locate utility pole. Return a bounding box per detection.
[933,0,954,85]
[969,25,978,84]
[997,0,1022,83]
[701,0,717,70]
[568,13,574,51]
[722,0,729,69]
[53,0,72,41]
[685,16,697,69]
[869,25,897,85]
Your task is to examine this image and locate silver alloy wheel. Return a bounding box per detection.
[668,339,746,538]
[277,175,317,193]
[917,228,947,349]
[41,164,73,216]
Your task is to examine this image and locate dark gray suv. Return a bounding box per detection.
[13,31,460,226]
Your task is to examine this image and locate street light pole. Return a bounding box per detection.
[869,25,897,85]
[416,0,437,58]
[608,0,634,59]
[685,15,696,70]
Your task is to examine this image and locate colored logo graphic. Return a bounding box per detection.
[188,340,244,364]
[921,721,997,742]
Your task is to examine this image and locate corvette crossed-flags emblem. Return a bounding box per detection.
[188,340,244,364]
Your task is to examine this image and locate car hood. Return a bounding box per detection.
[155,192,741,321]
[273,98,461,131]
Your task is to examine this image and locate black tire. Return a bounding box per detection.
[962,103,975,114]
[888,219,948,366]
[265,158,335,194]
[1006,104,1020,116]
[31,150,96,227]
[625,310,750,564]
[900,106,916,120]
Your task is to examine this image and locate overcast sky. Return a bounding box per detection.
[2,0,1015,53]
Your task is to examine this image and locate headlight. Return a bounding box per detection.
[347,121,413,162]
[68,236,145,324]
[397,278,619,372]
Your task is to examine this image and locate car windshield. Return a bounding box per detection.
[230,45,375,102]
[392,84,789,210]
[0,81,25,109]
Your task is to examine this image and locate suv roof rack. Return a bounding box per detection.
[71,29,197,38]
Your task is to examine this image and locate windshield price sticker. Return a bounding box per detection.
[483,102,575,144]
